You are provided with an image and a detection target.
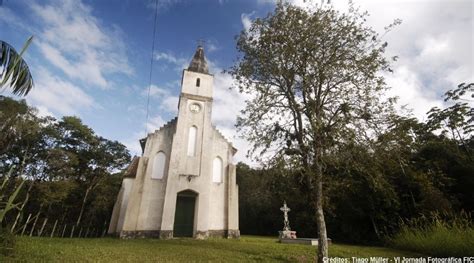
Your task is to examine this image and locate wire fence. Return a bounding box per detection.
[12,212,108,238]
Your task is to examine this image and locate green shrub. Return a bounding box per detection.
[389,213,474,256]
[0,226,15,256]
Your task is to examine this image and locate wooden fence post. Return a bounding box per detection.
[61,224,67,238]
[70,225,75,238]
[50,220,58,238]
[101,221,107,237]
[38,218,48,237]
[21,213,32,236]
[10,195,28,233]
[85,227,90,238]
[29,212,41,237]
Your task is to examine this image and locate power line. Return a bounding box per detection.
[145,0,159,136]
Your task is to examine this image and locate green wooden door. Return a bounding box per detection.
[173,195,196,237]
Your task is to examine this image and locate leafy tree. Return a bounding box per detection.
[0,96,54,180]
[230,3,398,259]
[0,37,34,96]
[53,117,130,225]
[427,83,473,159]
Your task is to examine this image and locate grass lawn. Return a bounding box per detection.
[2,235,423,262]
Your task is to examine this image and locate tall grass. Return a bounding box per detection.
[389,213,474,256]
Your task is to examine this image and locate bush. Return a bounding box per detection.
[388,213,474,256]
[0,226,15,256]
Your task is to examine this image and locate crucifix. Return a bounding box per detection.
[280,201,291,231]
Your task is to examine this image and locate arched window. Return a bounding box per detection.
[187,126,197,156]
[212,156,223,183]
[151,151,166,179]
[196,78,200,87]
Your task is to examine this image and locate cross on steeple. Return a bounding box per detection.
[280,201,291,231]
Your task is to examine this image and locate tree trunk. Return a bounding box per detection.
[76,187,91,226]
[315,161,328,262]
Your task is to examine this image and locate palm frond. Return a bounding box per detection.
[0,36,34,96]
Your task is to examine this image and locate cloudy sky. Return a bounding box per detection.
[0,0,472,164]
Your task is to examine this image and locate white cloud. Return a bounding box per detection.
[162,96,179,113]
[35,105,55,118]
[146,115,166,132]
[0,6,34,33]
[251,0,473,121]
[30,0,133,88]
[122,131,146,157]
[27,67,95,116]
[154,51,188,71]
[209,63,254,164]
[122,114,166,156]
[142,84,179,114]
[353,0,473,118]
[241,12,255,32]
[385,66,444,121]
[206,40,220,53]
[146,85,170,98]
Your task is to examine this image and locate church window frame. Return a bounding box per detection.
[151,151,166,179]
[196,78,200,87]
[212,156,223,183]
[187,126,198,157]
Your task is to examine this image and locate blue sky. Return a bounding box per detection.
[0,0,472,163]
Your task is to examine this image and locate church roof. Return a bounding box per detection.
[187,45,209,74]
[123,156,140,178]
[212,125,238,155]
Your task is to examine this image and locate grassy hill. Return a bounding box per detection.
[2,236,423,262]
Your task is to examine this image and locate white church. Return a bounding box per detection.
[108,46,240,239]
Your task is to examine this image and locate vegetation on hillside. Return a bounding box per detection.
[0,96,130,244]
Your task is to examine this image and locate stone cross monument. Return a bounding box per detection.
[278,201,297,239]
[280,201,291,231]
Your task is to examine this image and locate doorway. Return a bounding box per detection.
[173,190,197,237]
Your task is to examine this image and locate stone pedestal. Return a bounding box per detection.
[278,230,297,239]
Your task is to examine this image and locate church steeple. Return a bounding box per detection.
[180,45,213,100]
[187,45,209,74]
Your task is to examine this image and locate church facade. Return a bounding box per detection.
[108,46,240,239]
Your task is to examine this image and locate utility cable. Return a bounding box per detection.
[145,0,159,136]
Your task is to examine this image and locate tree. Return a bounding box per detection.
[0,37,34,96]
[230,3,398,260]
[427,83,473,159]
[53,117,130,226]
[0,96,54,179]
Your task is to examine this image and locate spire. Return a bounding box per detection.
[188,45,209,74]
